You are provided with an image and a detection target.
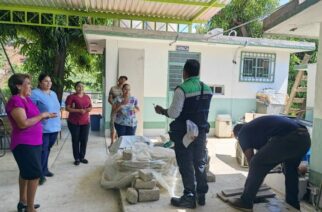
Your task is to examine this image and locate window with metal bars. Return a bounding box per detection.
[168,51,201,91]
[240,52,276,83]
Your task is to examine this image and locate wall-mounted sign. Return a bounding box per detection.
[176,45,189,52]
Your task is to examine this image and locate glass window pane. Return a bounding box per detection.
[240,52,275,82]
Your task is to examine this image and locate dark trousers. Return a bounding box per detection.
[114,123,136,137]
[241,129,311,210]
[174,129,209,196]
[41,132,58,177]
[67,121,90,161]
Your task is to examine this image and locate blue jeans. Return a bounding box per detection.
[114,123,136,137]
[41,132,58,177]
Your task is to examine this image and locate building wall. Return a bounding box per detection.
[306,63,317,121]
[104,38,291,136]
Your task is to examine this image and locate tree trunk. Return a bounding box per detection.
[52,46,67,103]
[240,25,249,37]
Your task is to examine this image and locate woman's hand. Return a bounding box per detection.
[79,109,86,114]
[121,98,129,105]
[41,112,58,119]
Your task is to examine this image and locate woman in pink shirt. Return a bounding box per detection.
[65,81,92,165]
[6,74,56,212]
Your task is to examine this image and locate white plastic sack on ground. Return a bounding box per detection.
[100,152,139,189]
[101,136,178,193]
[256,88,288,105]
[109,135,152,154]
[183,120,199,148]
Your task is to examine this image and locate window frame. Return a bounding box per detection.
[239,52,276,83]
[167,51,201,91]
[209,84,225,95]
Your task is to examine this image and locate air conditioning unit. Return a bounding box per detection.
[207,28,224,36]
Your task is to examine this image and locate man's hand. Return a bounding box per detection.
[154,105,164,115]
[244,148,254,165]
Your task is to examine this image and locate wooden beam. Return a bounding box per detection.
[190,0,224,21]
[145,0,225,7]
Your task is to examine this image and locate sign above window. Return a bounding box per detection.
[176,45,189,52]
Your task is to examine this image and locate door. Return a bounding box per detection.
[118,48,145,135]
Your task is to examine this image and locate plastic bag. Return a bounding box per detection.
[183,120,199,148]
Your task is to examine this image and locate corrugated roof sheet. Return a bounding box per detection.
[0,0,230,22]
[83,25,316,52]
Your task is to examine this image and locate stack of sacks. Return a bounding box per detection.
[126,169,160,204]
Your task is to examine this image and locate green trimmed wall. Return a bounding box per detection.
[305,107,314,122]
[310,117,322,186]
[105,97,256,130]
[143,97,167,129]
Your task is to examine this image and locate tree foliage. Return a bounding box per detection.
[0,24,103,102]
[209,0,279,37]
[207,0,319,117]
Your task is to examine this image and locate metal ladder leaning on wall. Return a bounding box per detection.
[284,54,311,118]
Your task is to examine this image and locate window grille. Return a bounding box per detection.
[168,51,201,91]
[240,52,276,83]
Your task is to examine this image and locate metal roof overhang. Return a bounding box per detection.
[83,24,316,54]
[263,0,322,38]
[0,0,230,29]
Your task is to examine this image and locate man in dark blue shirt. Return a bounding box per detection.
[228,115,311,211]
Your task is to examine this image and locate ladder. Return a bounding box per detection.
[284,55,310,117]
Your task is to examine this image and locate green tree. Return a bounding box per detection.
[208,0,318,117]
[209,0,279,37]
[0,24,103,102]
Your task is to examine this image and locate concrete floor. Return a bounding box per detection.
[0,127,120,212]
[0,127,314,212]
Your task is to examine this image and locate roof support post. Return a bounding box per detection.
[310,22,322,186]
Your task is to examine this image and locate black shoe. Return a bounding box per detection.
[39,177,46,185]
[80,158,88,164]
[74,160,80,166]
[45,171,54,177]
[197,194,206,206]
[17,202,40,212]
[227,198,253,212]
[170,195,196,209]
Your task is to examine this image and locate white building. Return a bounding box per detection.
[84,25,315,136]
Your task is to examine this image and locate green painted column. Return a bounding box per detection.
[310,23,322,186]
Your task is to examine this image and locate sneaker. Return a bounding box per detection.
[39,177,46,185]
[197,194,206,206]
[74,160,80,166]
[170,195,196,209]
[227,198,253,212]
[80,158,88,164]
[17,202,40,212]
[45,171,54,177]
